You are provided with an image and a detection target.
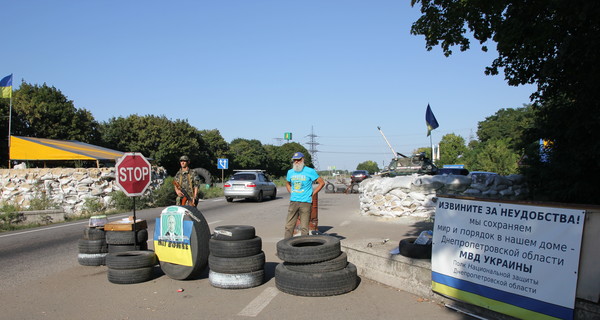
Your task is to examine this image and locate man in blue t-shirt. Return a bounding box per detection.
[284,152,325,238]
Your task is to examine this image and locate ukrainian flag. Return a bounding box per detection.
[1,74,12,98]
[426,104,439,136]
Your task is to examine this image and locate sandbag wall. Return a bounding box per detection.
[0,167,167,216]
[359,173,528,218]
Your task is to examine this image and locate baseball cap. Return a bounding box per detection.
[179,155,190,161]
[291,152,304,160]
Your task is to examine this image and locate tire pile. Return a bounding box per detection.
[105,229,148,253]
[208,225,265,289]
[78,223,158,285]
[77,227,108,266]
[104,228,157,284]
[106,250,157,284]
[275,235,358,296]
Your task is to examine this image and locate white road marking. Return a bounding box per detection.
[208,220,223,225]
[0,213,132,238]
[237,287,279,317]
[340,220,351,226]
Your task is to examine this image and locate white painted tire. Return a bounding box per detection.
[77,253,107,266]
[208,269,264,289]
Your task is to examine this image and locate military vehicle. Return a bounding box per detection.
[377,126,438,177]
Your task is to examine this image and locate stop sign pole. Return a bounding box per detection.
[115,153,152,238]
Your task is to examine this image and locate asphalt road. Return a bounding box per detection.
[0,189,470,320]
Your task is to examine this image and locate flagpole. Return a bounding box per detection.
[7,95,12,168]
[429,133,433,162]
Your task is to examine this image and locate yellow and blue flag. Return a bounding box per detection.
[0,74,12,98]
[426,104,439,136]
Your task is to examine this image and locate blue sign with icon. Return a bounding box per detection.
[217,158,228,169]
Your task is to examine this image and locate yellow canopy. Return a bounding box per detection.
[10,136,124,161]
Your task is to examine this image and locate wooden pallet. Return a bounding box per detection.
[104,218,147,231]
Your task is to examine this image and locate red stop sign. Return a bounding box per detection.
[115,153,152,197]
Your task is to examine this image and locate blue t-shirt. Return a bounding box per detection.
[287,166,319,203]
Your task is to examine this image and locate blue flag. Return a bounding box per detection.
[425,104,439,136]
[0,74,12,99]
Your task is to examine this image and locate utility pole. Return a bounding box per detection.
[306,126,320,170]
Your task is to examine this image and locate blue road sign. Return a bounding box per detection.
[217,158,229,170]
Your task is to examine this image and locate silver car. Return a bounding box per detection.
[223,170,277,202]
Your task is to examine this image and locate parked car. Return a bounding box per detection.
[223,170,277,202]
[350,170,371,183]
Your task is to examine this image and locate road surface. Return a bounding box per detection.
[0,189,470,320]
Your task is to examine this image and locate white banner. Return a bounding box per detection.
[432,197,585,320]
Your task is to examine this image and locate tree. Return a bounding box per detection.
[200,129,229,159]
[0,99,11,166]
[264,142,312,178]
[356,160,379,174]
[11,82,101,143]
[469,139,519,175]
[438,133,467,167]
[477,105,536,151]
[228,138,268,170]
[410,1,600,204]
[100,115,206,175]
[197,129,229,177]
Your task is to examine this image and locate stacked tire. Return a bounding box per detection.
[77,227,108,266]
[106,250,157,284]
[208,225,264,289]
[105,229,148,253]
[275,235,358,296]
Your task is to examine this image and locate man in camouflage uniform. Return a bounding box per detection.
[173,155,200,206]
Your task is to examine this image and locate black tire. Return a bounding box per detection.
[83,227,105,240]
[256,191,263,202]
[399,238,432,259]
[108,243,148,253]
[213,225,256,241]
[193,167,212,185]
[105,229,148,245]
[209,237,262,258]
[78,239,108,254]
[271,188,277,200]
[275,263,358,297]
[208,270,264,289]
[107,267,155,284]
[159,206,211,280]
[226,197,233,202]
[77,253,107,266]
[106,251,157,269]
[209,251,265,273]
[283,252,348,273]
[276,235,341,263]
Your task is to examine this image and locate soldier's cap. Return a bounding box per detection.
[291,152,304,160]
[179,155,190,161]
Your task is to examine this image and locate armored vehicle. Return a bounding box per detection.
[377,126,437,177]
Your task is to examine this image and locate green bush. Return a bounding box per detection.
[82,197,104,216]
[201,186,223,199]
[0,203,23,224]
[110,191,152,211]
[29,193,57,210]
[153,176,177,206]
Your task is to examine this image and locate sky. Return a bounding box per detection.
[1,1,534,172]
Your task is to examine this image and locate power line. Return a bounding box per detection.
[305,126,320,170]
